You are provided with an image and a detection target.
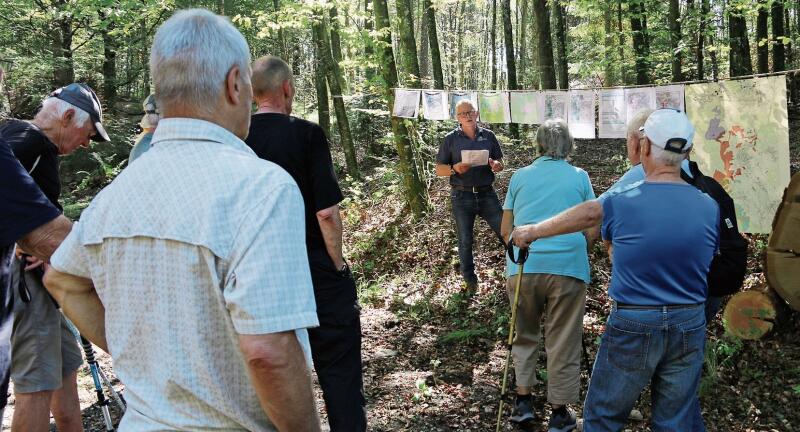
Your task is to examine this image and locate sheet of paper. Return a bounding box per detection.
[449,91,478,120]
[624,87,656,123]
[655,84,685,111]
[422,90,449,120]
[540,91,568,123]
[568,89,596,139]
[599,89,626,138]
[477,92,511,123]
[393,89,420,118]
[461,149,489,167]
[509,91,541,124]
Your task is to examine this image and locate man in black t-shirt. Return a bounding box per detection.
[2,83,108,432]
[246,56,366,431]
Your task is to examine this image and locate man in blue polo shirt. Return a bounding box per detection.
[435,99,504,291]
[511,109,720,431]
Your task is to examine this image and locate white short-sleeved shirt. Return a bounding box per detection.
[51,118,318,431]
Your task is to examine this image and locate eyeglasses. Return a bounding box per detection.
[457,110,476,117]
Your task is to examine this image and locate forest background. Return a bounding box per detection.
[1,0,800,430]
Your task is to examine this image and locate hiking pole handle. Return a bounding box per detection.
[506,236,529,265]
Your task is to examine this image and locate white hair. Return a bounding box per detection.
[648,143,685,166]
[150,9,251,113]
[626,108,655,139]
[455,99,476,112]
[37,97,90,127]
[536,119,574,159]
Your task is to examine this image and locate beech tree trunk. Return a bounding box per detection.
[502,0,518,137]
[314,52,331,140]
[668,0,682,81]
[395,0,421,87]
[100,11,117,103]
[51,0,74,87]
[630,0,650,84]
[534,0,556,89]
[757,0,769,74]
[490,0,497,88]
[603,0,615,86]
[423,0,444,89]
[729,7,754,77]
[773,0,786,71]
[553,0,568,89]
[312,10,359,180]
[697,0,708,79]
[373,0,429,218]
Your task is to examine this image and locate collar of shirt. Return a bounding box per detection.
[151,118,254,157]
[456,125,486,139]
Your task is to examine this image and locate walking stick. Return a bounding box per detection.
[495,239,529,432]
[80,336,127,430]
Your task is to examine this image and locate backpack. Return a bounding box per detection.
[681,161,748,297]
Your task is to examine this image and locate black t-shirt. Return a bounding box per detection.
[0,135,60,408]
[246,113,344,252]
[0,120,62,210]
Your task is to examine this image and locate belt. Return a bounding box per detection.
[452,184,493,193]
[614,301,703,310]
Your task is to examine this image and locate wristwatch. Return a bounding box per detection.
[450,164,456,175]
[338,262,350,275]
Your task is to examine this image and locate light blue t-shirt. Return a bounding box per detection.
[601,182,720,305]
[598,159,693,202]
[504,157,595,283]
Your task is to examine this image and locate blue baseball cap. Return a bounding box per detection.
[49,83,110,142]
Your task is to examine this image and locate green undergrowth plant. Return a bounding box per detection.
[700,335,744,396]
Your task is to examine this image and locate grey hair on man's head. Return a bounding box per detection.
[455,99,476,113]
[626,108,655,138]
[150,9,251,113]
[252,56,293,99]
[36,97,90,127]
[536,118,574,159]
[647,142,685,166]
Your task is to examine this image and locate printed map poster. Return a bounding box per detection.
[393,89,420,118]
[509,91,541,124]
[624,87,656,124]
[478,91,511,123]
[655,84,685,111]
[599,89,626,138]
[540,91,568,123]
[685,76,790,233]
[422,91,449,120]
[568,89,596,139]
[449,91,478,120]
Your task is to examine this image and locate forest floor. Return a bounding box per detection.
[2,114,799,431]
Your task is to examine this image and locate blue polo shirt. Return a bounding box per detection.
[504,157,595,283]
[436,126,502,188]
[598,160,694,202]
[601,181,720,305]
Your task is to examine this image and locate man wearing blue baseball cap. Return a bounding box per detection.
[0,82,108,432]
[511,109,720,431]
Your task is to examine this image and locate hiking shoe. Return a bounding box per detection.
[548,407,577,432]
[509,396,536,424]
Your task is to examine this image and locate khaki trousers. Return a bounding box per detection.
[505,273,586,405]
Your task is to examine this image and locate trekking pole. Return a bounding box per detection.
[81,336,115,431]
[495,239,529,432]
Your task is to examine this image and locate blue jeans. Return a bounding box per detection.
[687,295,724,431]
[450,189,503,283]
[584,303,706,432]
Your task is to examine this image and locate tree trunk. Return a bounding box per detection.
[329,6,345,84]
[364,0,376,80]
[502,0,518,137]
[51,1,74,87]
[757,0,769,73]
[553,0,568,89]
[395,0,421,87]
[630,0,650,84]
[217,0,225,15]
[617,0,627,84]
[423,0,444,89]
[100,11,117,103]
[519,0,529,87]
[723,289,777,340]
[273,0,285,59]
[418,1,430,83]
[773,0,786,71]
[314,51,331,140]
[373,0,429,218]
[668,0,682,81]
[729,7,754,77]
[491,0,498,88]
[534,0,556,89]
[312,10,359,180]
[603,0,615,86]
[697,0,708,79]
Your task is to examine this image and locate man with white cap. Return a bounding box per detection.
[1,82,108,432]
[511,109,720,431]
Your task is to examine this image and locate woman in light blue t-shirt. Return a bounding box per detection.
[499,119,596,429]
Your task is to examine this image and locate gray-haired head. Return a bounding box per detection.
[536,119,574,159]
[455,99,477,113]
[252,56,294,99]
[150,9,251,115]
[626,108,654,139]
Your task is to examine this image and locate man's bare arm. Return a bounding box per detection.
[512,200,603,249]
[583,224,601,252]
[17,215,72,263]
[501,210,514,244]
[238,332,321,432]
[317,204,345,270]
[435,163,470,176]
[43,269,107,352]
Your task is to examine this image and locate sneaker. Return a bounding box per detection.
[548,407,577,432]
[509,396,536,424]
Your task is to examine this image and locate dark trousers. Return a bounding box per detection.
[0,247,13,415]
[308,248,366,431]
[451,189,504,283]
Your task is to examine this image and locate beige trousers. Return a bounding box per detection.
[505,273,586,405]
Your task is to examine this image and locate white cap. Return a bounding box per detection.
[642,108,695,154]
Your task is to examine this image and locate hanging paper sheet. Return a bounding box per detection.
[540,91,568,123]
[449,91,478,120]
[655,84,685,111]
[684,76,790,233]
[477,92,511,123]
[422,90,449,120]
[568,90,596,139]
[598,89,626,138]
[624,87,656,123]
[393,89,420,118]
[509,91,541,124]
